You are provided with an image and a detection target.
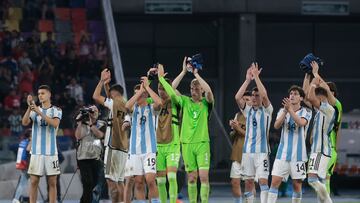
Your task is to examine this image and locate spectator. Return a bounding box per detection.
[37,57,55,86]
[13,129,31,203]
[66,78,84,104]
[94,40,107,62]
[8,107,23,137]
[42,32,56,58]
[1,55,18,78]
[78,34,91,58]
[0,65,12,98]
[19,65,34,94]
[3,89,21,111]
[11,30,23,49]
[18,51,33,68]
[2,30,12,56]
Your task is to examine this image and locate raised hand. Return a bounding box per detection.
[193,67,198,75]
[282,97,291,111]
[311,77,321,86]
[246,66,253,81]
[27,95,33,106]
[311,61,319,76]
[141,76,150,89]
[157,64,165,77]
[182,56,188,73]
[101,68,110,82]
[229,119,240,131]
[251,62,262,78]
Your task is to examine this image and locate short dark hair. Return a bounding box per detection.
[326,82,338,97]
[252,87,259,92]
[109,84,124,95]
[288,85,305,98]
[38,85,51,93]
[315,87,328,97]
[243,91,251,97]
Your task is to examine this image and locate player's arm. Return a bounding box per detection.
[22,95,34,126]
[235,66,252,109]
[306,77,321,109]
[142,76,162,109]
[274,108,287,129]
[311,61,337,106]
[172,56,187,89]
[93,69,110,105]
[252,63,271,107]
[193,69,214,103]
[157,64,182,105]
[125,82,146,111]
[302,73,312,107]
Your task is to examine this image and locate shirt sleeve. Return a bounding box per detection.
[241,104,251,117]
[264,103,274,115]
[319,102,335,118]
[53,107,62,120]
[276,108,285,120]
[159,76,183,107]
[29,111,36,121]
[301,108,312,122]
[104,98,114,112]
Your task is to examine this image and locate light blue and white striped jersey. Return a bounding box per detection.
[30,106,62,156]
[275,107,312,162]
[311,102,335,156]
[241,104,273,153]
[129,104,157,155]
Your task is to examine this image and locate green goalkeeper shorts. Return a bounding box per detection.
[182,142,210,172]
[327,148,338,176]
[156,144,181,172]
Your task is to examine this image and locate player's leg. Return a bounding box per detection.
[124,176,134,203]
[308,153,332,203]
[255,153,270,203]
[134,176,146,202]
[267,159,290,203]
[144,153,159,202]
[165,145,180,203]
[326,150,337,194]
[182,143,198,203]
[230,161,242,203]
[196,142,211,203]
[47,175,57,203]
[290,161,306,203]
[156,146,168,202]
[29,175,40,203]
[115,151,128,202]
[104,147,119,202]
[241,153,256,203]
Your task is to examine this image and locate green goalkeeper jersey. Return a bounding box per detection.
[159,76,213,144]
[330,99,343,150]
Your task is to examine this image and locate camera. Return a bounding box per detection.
[76,107,95,122]
[147,63,159,81]
[186,53,204,72]
[299,53,324,74]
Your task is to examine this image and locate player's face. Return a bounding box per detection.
[38,89,50,103]
[251,91,261,107]
[135,89,148,103]
[243,95,251,106]
[158,85,168,100]
[289,90,303,105]
[190,84,203,101]
[110,90,120,99]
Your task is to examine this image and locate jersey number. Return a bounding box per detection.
[40,119,48,127]
[52,160,59,169]
[263,160,269,171]
[309,158,315,170]
[296,163,306,172]
[147,158,156,167]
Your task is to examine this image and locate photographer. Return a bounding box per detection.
[75,105,106,203]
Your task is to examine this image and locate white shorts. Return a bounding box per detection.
[104,147,127,182]
[230,161,242,179]
[28,154,60,176]
[308,153,330,179]
[124,153,132,177]
[271,159,306,181]
[241,153,269,180]
[126,153,157,176]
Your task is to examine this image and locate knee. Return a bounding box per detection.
[135,179,145,191]
[231,179,240,188]
[167,172,177,182]
[147,179,157,189]
[30,178,40,186]
[187,173,198,184]
[199,174,209,183]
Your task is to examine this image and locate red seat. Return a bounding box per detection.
[72,20,87,33]
[55,8,71,20]
[71,8,86,21]
[38,20,54,32]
